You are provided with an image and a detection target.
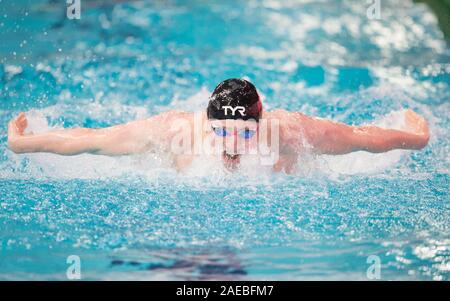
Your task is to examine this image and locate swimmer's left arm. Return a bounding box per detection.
[299,109,430,155]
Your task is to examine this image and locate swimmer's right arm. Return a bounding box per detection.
[7,112,154,156]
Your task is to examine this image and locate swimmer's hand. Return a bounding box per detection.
[7,112,32,153]
[404,109,430,140]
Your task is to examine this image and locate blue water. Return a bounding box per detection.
[0,0,449,280]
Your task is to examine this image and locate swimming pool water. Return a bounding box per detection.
[0,0,449,280]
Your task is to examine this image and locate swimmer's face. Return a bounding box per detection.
[207,119,259,159]
[206,79,262,168]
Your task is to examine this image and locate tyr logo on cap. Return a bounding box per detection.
[223,106,246,117]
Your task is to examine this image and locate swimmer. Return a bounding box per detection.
[7,78,430,173]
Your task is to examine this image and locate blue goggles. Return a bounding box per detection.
[212,126,257,139]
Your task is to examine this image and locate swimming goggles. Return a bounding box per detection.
[211,126,257,139]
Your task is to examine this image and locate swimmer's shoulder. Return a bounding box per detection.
[138,110,195,137]
[145,110,195,124]
[138,110,196,150]
[264,109,310,143]
[263,109,307,123]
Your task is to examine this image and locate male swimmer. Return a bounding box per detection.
[7,78,429,173]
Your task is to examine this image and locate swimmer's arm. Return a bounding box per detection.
[7,112,153,156]
[299,110,430,155]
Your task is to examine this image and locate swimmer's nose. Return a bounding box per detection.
[224,135,238,154]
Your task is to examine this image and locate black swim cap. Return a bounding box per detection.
[207,78,262,121]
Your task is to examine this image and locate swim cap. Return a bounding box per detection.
[207,78,262,121]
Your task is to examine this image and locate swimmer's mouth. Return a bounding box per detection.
[222,151,240,167]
